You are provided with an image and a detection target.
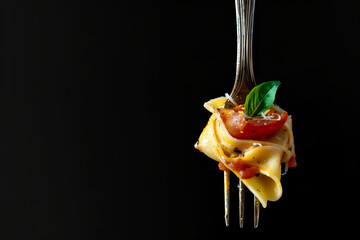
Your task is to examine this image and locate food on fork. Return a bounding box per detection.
[195,81,296,208]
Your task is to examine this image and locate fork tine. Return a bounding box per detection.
[224,171,230,227]
[225,175,260,228]
[238,179,245,228]
[254,196,260,228]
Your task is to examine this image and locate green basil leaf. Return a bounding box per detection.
[244,81,281,117]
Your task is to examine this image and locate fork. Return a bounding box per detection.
[224,0,258,228]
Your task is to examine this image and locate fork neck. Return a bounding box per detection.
[230,0,256,104]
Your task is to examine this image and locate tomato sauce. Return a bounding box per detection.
[218,159,260,179]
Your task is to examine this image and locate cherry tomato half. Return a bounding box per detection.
[219,105,288,140]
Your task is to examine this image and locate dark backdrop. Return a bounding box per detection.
[0,0,359,239]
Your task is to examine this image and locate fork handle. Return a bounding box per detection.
[230,0,257,104]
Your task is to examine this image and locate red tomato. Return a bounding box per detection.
[219,105,288,140]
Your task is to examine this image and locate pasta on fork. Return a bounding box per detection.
[195,81,296,221]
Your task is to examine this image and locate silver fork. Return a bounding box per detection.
[224,0,259,228]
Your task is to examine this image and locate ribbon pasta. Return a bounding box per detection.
[195,97,295,207]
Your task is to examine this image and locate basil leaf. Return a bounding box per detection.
[244,81,281,117]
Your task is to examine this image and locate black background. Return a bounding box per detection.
[0,0,359,239]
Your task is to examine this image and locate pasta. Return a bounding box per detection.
[195,96,296,208]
